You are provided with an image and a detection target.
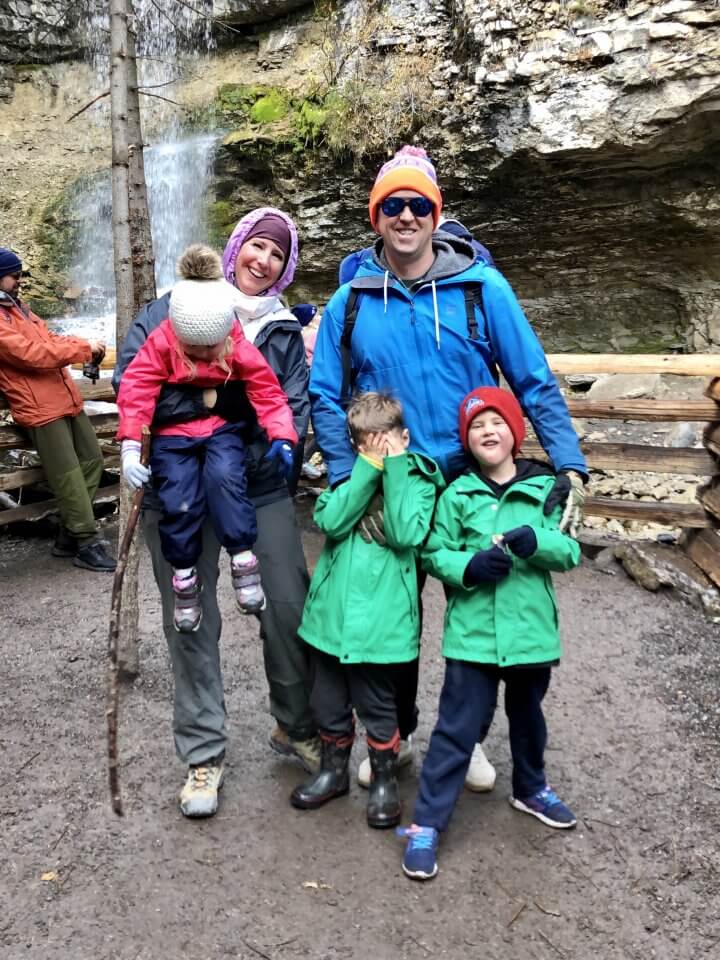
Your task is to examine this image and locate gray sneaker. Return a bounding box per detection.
[179,758,225,818]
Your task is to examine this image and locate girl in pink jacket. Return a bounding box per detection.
[117,246,297,632]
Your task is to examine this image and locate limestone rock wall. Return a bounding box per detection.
[1,0,719,353]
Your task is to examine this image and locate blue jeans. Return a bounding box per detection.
[413,659,551,832]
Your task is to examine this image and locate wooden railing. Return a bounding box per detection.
[2,354,720,584]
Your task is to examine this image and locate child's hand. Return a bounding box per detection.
[501,526,537,559]
[384,432,406,458]
[463,546,512,585]
[358,432,387,460]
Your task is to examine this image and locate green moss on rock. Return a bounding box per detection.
[250,91,289,125]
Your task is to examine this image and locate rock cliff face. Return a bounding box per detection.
[1,0,719,354]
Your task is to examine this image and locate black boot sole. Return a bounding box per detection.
[72,558,116,572]
[367,807,402,829]
[290,783,349,810]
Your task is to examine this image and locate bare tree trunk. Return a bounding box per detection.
[111,0,156,677]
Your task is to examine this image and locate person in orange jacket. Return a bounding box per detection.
[0,248,115,570]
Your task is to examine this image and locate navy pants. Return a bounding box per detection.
[151,424,256,569]
[413,660,551,832]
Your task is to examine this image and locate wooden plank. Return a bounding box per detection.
[522,440,715,475]
[683,528,720,589]
[0,483,120,526]
[0,379,117,410]
[0,412,119,450]
[567,398,720,422]
[0,456,119,492]
[548,354,720,377]
[584,496,711,528]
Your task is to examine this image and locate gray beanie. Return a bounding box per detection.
[169,278,239,346]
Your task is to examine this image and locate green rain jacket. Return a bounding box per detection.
[299,451,444,664]
[422,465,581,667]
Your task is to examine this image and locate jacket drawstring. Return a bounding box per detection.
[431,280,440,350]
[383,271,389,314]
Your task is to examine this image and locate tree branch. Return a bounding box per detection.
[67,90,110,122]
[138,90,186,109]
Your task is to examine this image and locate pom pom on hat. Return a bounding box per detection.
[458,386,526,455]
[169,277,239,347]
[369,145,442,230]
[177,244,223,281]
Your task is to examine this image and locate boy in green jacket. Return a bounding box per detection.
[399,386,581,880]
[290,392,444,828]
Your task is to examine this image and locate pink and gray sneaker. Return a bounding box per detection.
[172,569,202,633]
[231,553,266,614]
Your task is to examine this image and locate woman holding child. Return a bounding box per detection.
[114,208,319,818]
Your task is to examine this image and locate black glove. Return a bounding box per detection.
[501,526,537,559]
[212,380,256,425]
[543,472,572,516]
[463,546,512,586]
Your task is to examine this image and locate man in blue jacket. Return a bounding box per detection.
[309,144,587,791]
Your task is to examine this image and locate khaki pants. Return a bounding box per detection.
[25,411,103,542]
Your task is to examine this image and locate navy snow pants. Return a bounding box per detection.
[150,423,256,569]
[413,659,551,832]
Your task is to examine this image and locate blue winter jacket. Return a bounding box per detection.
[310,234,586,486]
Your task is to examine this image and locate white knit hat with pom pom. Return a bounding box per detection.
[169,245,238,346]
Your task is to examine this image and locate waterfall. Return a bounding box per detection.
[53,1,218,343]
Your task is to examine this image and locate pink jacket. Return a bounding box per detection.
[116,317,298,444]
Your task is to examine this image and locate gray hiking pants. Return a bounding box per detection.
[142,496,313,767]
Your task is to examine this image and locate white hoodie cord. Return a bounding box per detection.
[431,280,440,350]
[383,271,389,314]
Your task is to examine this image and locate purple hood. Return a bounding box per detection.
[221,206,299,297]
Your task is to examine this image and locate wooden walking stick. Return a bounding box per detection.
[107,425,151,816]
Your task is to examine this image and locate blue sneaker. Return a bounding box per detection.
[397,825,439,880]
[509,786,577,829]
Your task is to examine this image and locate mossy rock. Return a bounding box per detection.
[216,83,263,120]
[206,199,238,251]
[295,99,328,145]
[249,91,290,125]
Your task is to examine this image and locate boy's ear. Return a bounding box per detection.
[402,428,410,448]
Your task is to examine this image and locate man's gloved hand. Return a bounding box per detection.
[543,470,585,537]
[357,492,386,545]
[501,526,537,559]
[263,439,295,479]
[121,439,151,489]
[463,545,512,586]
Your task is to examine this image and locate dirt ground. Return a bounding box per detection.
[2,496,720,960]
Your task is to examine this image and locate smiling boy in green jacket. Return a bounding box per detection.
[290,392,444,829]
[399,386,582,881]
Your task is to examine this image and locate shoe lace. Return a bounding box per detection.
[189,766,212,789]
[407,827,436,851]
[537,786,561,807]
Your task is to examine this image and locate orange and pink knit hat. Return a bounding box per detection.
[368,146,443,231]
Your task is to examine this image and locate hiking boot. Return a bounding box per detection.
[301,460,324,480]
[358,734,413,788]
[179,756,225,818]
[367,743,401,829]
[172,569,202,633]
[52,527,78,558]
[464,743,497,792]
[290,734,353,810]
[398,825,439,881]
[509,785,577,829]
[269,726,321,774]
[231,553,266,615]
[73,539,116,572]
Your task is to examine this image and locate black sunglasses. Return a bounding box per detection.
[380,196,435,219]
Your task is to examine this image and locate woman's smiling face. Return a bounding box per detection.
[233,236,285,296]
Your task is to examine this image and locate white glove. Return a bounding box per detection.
[121,439,151,489]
